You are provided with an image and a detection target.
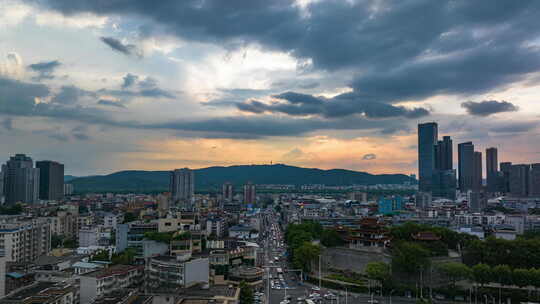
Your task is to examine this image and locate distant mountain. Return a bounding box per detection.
[68,164,416,193]
[64,175,78,182]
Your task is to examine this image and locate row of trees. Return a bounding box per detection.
[464,237,540,269]
[285,222,322,272]
[437,262,540,290]
[91,248,136,264]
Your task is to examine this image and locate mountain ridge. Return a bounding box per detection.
[67,164,416,193]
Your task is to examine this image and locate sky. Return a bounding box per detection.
[1,0,540,176]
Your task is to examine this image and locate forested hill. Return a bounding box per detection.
[68,164,415,193]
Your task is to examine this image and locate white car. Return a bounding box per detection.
[312,286,321,291]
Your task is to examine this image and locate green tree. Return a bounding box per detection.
[123,212,137,223]
[111,248,136,265]
[293,242,321,272]
[91,249,110,262]
[493,265,513,286]
[437,262,472,287]
[51,235,63,248]
[472,263,492,286]
[239,281,254,304]
[365,262,391,288]
[513,268,533,289]
[320,229,345,247]
[63,238,78,249]
[392,242,430,274]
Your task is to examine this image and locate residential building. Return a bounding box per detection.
[469,191,487,213]
[510,164,530,197]
[418,122,438,192]
[36,160,64,201]
[126,222,158,259]
[2,154,40,204]
[79,264,143,304]
[223,182,233,202]
[378,196,404,215]
[170,168,194,204]
[146,255,209,291]
[206,217,226,238]
[530,163,540,197]
[243,182,256,205]
[0,217,51,262]
[473,151,483,191]
[79,227,99,247]
[103,213,123,229]
[486,147,498,193]
[63,183,74,196]
[0,282,75,304]
[458,142,475,192]
[500,162,513,193]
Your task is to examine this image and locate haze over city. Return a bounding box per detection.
[2,0,540,176]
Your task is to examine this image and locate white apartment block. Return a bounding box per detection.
[79,264,143,304]
[0,217,51,263]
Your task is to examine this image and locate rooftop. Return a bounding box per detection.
[82,264,142,279]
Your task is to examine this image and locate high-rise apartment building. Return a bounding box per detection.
[500,162,513,193]
[509,164,530,197]
[170,168,194,203]
[243,182,256,204]
[0,217,51,262]
[486,148,498,193]
[418,122,438,192]
[458,142,475,192]
[2,154,40,204]
[222,182,233,202]
[530,164,540,197]
[36,160,64,201]
[473,151,483,191]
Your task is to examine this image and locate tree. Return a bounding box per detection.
[493,265,513,286]
[91,249,110,262]
[111,248,136,265]
[123,212,137,223]
[365,262,391,289]
[51,235,63,248]
[392,242,430,274]
[513,268,533,289]
[437,262,472,287]
[293,242,321,272]
[63,238,78,249]
[239,281,254,304]
[321,229,345,247]
[472,263,492,287]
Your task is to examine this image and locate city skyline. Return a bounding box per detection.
[2,1,540,176]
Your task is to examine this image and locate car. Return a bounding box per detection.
[367,300,379,304]
[312,286,321,291]
[297,297,305,301]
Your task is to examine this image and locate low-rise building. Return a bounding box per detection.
[146,255,209,292]
[0,282,76,304]
[79,264,144,304]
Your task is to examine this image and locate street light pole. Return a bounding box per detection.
[319,254,322,290]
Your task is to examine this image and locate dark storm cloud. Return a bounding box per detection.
[50,85,96,105]
[362,153,377,160]
[33,0,540,108]
[237,91,431,119]
[121,73,138,89]
[0,77,50,115]
[100,37,140,57]
[27,60,61,80]
[489,121,539,133]
[2,118,14,131]
[97,99,126,108]
[461,100,519,116]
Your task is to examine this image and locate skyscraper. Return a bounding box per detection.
[2,154,40,204]
[486,148,498,193]
[432,135,456,200]
[222,182,233,202]
[243,182,256,204]
[500,162,512,193]
[435,136,453,171]
[473,151,483,190]
[418,122,438,192]
[170,168,194,203]
[530,164,540,197]
[36,160,64,201]
[458,142,474,192]
[509,164,530,197]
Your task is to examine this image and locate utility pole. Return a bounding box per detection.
[319,254,322,290]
